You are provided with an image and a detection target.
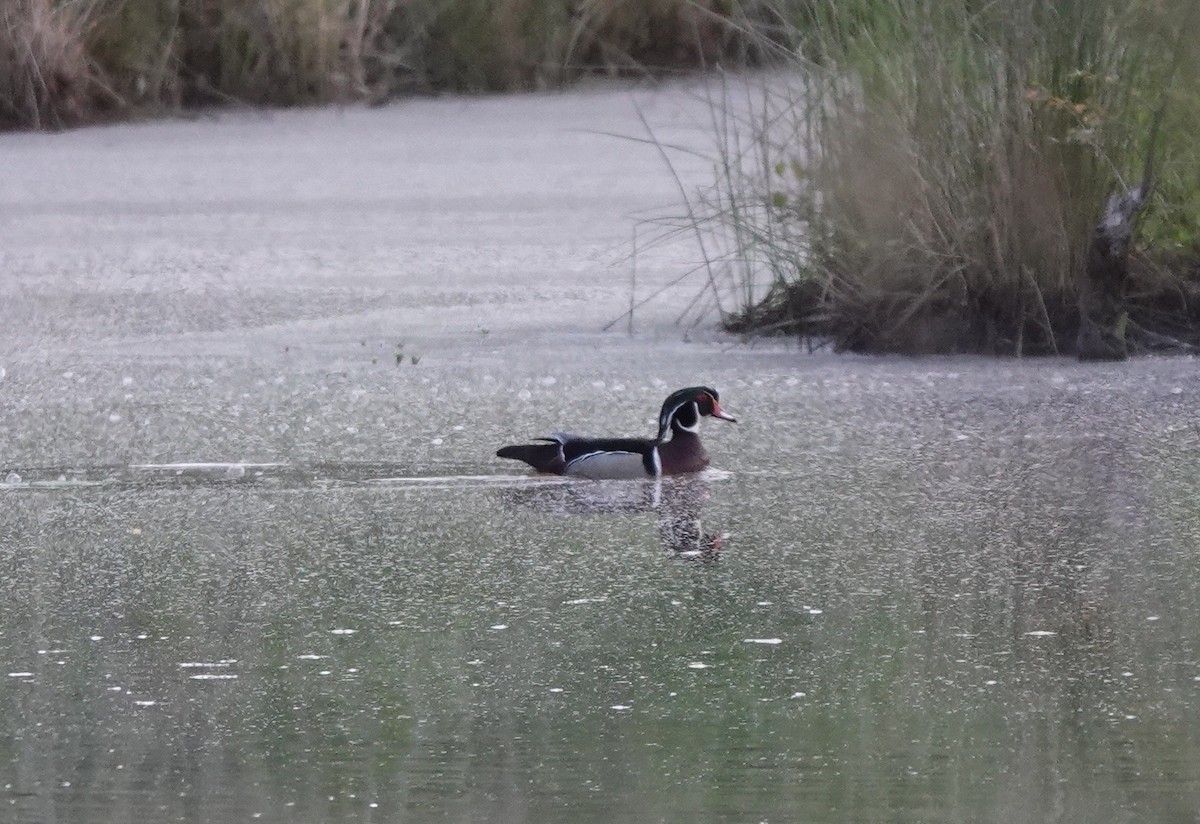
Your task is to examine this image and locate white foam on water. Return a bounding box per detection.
[179,662,232,668]
[128,462,286,470]
[366,474,572,489]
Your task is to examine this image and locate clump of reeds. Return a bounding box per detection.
[696,0,1200,354]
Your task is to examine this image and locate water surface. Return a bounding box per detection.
[3,80,1200,823]
[4,357,1200,823]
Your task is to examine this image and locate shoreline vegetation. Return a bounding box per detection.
[1,0,779,129]
[5,0,1199,358]
[677,0,1200,358]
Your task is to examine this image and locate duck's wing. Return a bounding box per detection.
[562,437,659,480]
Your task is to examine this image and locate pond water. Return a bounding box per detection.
[4,354,1200,823]
[3,80,1200,822]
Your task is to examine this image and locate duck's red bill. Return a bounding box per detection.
[712,401,737,422]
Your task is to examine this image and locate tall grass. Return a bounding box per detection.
[698,0,1200,354]
[0,0,102,129]
[1,0,787,128]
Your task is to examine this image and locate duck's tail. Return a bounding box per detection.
[496,442,565,474]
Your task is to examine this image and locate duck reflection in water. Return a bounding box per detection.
[498,475,725,560]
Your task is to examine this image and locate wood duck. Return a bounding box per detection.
[496,387,736,480]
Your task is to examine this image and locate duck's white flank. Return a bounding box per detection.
[564,450,653,480]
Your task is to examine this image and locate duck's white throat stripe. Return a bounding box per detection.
[672,401,701,433]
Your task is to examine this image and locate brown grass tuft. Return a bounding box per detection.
[0,0,101,129]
